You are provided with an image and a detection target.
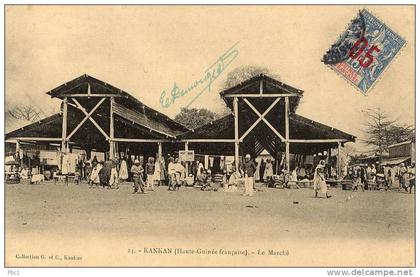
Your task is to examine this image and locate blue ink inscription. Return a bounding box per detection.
[160,41,239,108]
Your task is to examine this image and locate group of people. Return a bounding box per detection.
[85,154,192,194]
[84,155,167,193]
[254,158,274,183]
[87,157,120,189]
[55,151,417,197]
[349,162,415,193]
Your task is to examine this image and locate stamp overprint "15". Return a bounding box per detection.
[322,9,406,94]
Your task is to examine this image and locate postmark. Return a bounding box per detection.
[322,9,406,94]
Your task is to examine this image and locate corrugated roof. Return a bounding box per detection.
[46,74,188,134]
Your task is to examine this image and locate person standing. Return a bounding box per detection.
[98,161,109,188]
[259,159,266,183]
[119,156,129,183]
[109,161,119,189]
[398,163,408,191]
[145,157,155,191]
[104,159,113,186]
[194,159,205,185]
[178,160,186,187]
[408,162,415,194]
[384,164,390,189]
[366,164,372,181]
[85,161,92,182]
[371,164,377,186]
[254,158,260,183]
[131,159,145,194]
[92,156,98,165]
[314,160,332,198]
[263,158,273,183]
[89,161,100,188]
[192,160,199,183]
[386,166,393,190]
[167,157,176,191]
[352,167,365,192]
[172,158,184,190]
[153,157,162,186]
[361,165,368,190]
[242,154,256,196]
[290,167,299,183]
[77,159,84,181]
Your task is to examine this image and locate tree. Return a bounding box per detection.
[362,107,415,156]
[174,107,220,129]
[385,124,415,145]
[223,65,280,89]
[7,104,43,122]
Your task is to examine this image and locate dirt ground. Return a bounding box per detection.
[5,181,415,267]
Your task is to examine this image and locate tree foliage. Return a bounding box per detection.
[223,65,280,89]
[362,108,414,155]
[174,107,220,129]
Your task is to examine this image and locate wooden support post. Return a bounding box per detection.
[285,96,290,172]
[184,142,189,177]
[109,97,115,160]
[328,148,331,177]
[16,140,22,167]
[234,97,239,172]
[337,142,341,178]
[158,142,163,160]
[15,140,20,155]
[61,97,68,153]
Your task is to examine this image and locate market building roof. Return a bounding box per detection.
[6,74,188,152]
[219,74,303,113]
[177,113,355,155]
[178,74,355,156]
[6,74,356,158]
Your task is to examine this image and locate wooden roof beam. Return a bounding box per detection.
[113,138,172,143]
[223,93,300,98]
[178,139,235,143]
[288,139,348,143]
[7,137,62,142]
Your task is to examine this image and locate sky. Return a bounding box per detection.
[5,5,415,152]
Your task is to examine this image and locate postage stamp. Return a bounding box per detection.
[322,9,406,94]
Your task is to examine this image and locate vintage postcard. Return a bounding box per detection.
[4,5,415,268]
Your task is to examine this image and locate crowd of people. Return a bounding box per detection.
[81,154,189,194]
[348,162,415,193]
[67,153,267,196]
[14,150,416,197]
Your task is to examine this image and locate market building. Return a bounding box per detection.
[5,74,356,178]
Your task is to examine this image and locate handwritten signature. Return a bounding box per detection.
[160,41,239,108]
